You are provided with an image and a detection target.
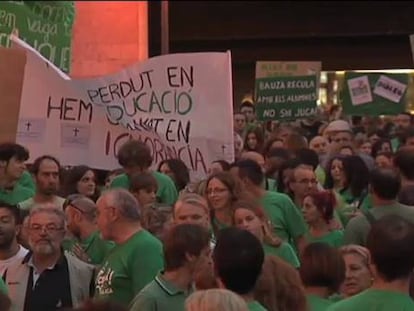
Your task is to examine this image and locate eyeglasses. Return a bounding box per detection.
[63,194,87,214]
[297,179,318,185]
[29,224,64,234]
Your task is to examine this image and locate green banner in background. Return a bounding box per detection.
[341,72,409,116]
[0,1,74,72]
[255,75,318,121]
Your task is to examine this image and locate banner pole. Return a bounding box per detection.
[161,0,169,55]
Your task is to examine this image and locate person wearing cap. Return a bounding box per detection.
[63,194,115,265]
[323,120,374,171]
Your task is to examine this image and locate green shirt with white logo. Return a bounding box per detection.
[129,272,191,311]
[94,229,163,306]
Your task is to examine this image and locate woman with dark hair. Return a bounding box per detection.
[325,155,370,224]
[300,243,345,311]
[158,158,190,192]
[371,139,392,159]
[244,126,265,153]
[302,190,344,248]
[62,165,100,201]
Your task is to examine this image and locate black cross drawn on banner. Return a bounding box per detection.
[73,128,80,137]
[25,122,32,131]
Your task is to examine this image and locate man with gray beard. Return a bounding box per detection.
[3,206,94,311]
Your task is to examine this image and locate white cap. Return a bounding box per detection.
[325,120,351,133]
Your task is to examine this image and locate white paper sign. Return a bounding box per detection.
[11,36,234,180]
[16,118,46,143]
[373,75,407,103]
[347,75,373,106]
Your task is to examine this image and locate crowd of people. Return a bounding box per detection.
[0,98,414,310]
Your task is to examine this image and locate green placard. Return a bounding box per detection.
[0,1,74,72]
[341,72,409,116]
[255,75,318,121]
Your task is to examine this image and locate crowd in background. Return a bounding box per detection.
[0,96,414,311]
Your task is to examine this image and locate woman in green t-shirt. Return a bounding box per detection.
[232,198,300,268]
[205,172,241,238]
[302,190,344,248]
[324,155,370,225]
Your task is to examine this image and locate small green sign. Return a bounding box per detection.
[255,75,318,121]
[341,72,409,116]
[0,1,75,72]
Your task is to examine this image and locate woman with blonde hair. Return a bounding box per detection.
[232,198,300,268]
[254,255,308,311]
[339,245,373,298]
[185,288,248,311]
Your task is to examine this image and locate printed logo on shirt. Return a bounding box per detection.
[95,262,115,295]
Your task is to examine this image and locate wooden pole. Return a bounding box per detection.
[161,0,169,55]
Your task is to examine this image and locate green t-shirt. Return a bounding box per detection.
[305,230,344,248]
[0,184,34,205]
[63,231,115,265]
[17,170,35,192]
[263,242,300,268]
[307,294,333,311]
[391,137,400,152]
[110,172,178,205]
[344,203,414,246]
[260,191,307,247]
[129,272,191,311]
[315,165,326,186]
[247,300,268,311]
[95,229,164,306]
[0,276,7,294]
[335,191,371,226]
[327,289,414,311]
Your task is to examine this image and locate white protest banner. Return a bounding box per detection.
[347,75,373,106]
[373,75,407,103]
[11,35,234,180]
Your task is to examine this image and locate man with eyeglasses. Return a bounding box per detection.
[289,165,319,209]
[63,195,114,265]
[4,206,94,310]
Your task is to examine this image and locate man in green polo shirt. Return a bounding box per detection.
[94,189,164,306]
[345,168,414,246]
[129,224,210,311]
[110,140,178,205]
[63,194,114,265]
[328,215,414,311]
[0,143,33,205]
[213,227,267,311]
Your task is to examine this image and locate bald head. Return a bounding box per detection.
[309,136,328,155]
